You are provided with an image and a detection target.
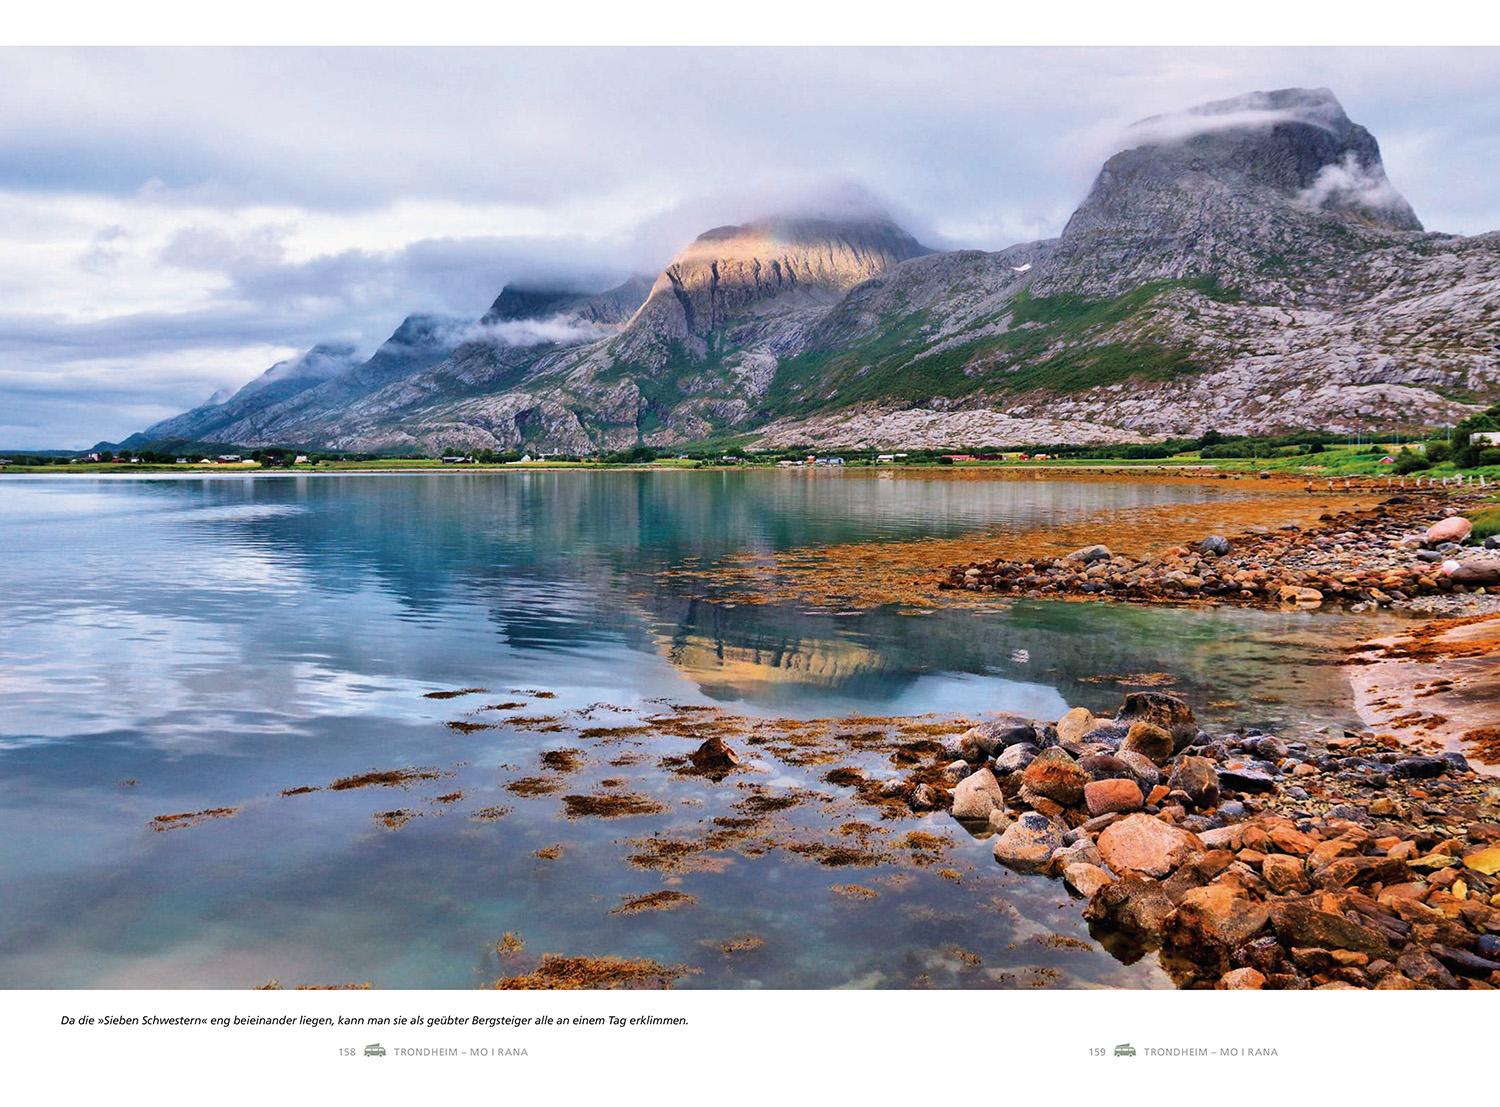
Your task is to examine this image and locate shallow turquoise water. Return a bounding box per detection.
[0,472,1401,988]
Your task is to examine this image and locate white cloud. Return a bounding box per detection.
[1295,153,1408,214]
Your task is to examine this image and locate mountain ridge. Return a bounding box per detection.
[126,87,1500,454]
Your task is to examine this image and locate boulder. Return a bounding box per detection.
[1121,722,1175,764]
[1391,756,1446,780]
[1219,767,1277,794]
[1084,875,1174,935]
[1115,691,1197,748]
[1080,723,1129,748]
[1262,854,1309,894]
[993,743,1037,775]
[950,767,1004,821]
[1020,749,1088,807]
[1166,756,1220,808]
[1445,557,1500,586]
[688,736,741,774]
[1165,884,1270,956]
[1115,750,1162,789]
[1425,516,1472,545]
[991,812,1065,873]
[1084,777,1144,816]
[1097,814,1202,877]
[959,717,1036,760]
[1056,706,1098,747]
[1066,544,1112,564]
[1078,753,1135,781]
[1268,902,1392,957]
[1064,862,1115,899]
[1218,967,1266,989]
[1278,586,1324,608]
[1198,535,1232,556]
[1395,948,1459,989]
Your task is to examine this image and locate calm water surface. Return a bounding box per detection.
[0,472,1402,988]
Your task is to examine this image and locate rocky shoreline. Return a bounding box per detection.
[892,690,1500,989]
[940,489,1499,610]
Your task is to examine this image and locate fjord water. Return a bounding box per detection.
[0,472,1398,988]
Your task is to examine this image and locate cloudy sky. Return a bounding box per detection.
[3,46,1499,448]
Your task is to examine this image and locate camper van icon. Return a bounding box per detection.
[1113,1043,1136,1057]
[364,1043,386,1057]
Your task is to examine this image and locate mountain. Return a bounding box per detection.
[128,87,1500,453]
[123,275,654,451]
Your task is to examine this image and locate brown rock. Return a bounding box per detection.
[688,737,740,774]
[1084,777,1144,816]
[1269,902,1392,957]
[1166,755,1220,808]
[1162,849,1236,903]
[1097,813,1203,877]
[1262,854,1310,894]
[1020,749,1088,807]
[1312,856,1409,891]
[1084,875,1174,936]
[1395,948,1460,989]
[1267,824,1318,856]
[1063,862,1114,898]
[1115,691,1197,747]
[1166,884,1270,956]
[1218,967,1266,989]
[1121,722,1175,764]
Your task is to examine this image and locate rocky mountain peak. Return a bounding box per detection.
[620,214,929,357]
[483,275,654,327]
[1066,88,1421,238]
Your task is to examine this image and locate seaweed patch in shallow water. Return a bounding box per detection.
[492,954,697,991]
[446,720,500,734]
[610,890,697,916]
[328,767,441,791]
[150,807,237,831]
[469,805,512,822]
[423,688,487,700]
[374,809,417,829]
[539,748,584,773]
[505,776,562,797]
[711,935,765,955]
[579,725,653,741]
[561,792,668,819]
